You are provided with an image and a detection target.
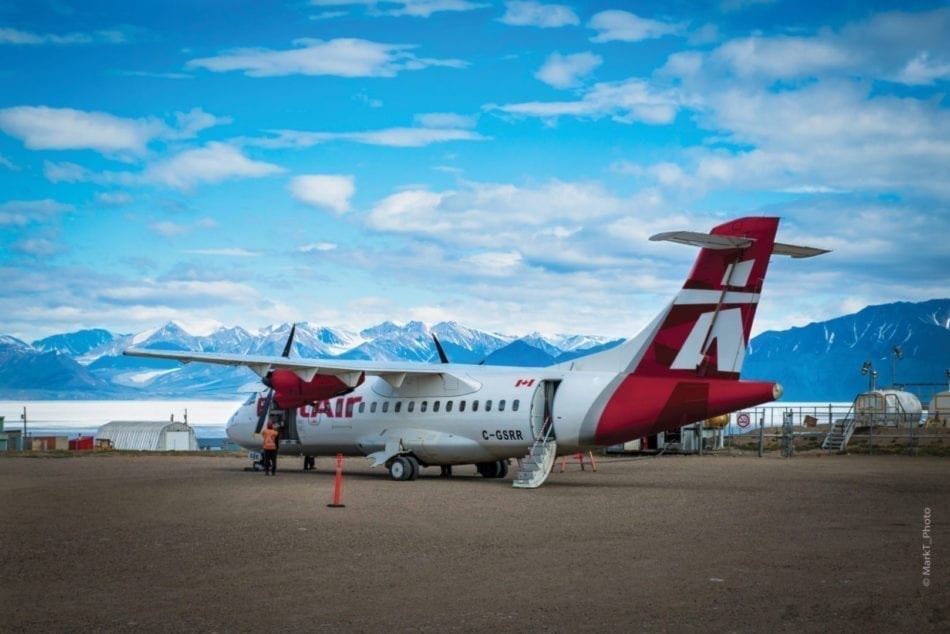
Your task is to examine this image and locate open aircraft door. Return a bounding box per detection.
[529,380,560,440]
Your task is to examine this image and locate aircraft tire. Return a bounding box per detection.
[496,459,509,479]
[389,455,417,481]
[406,455,420,481]
[476,461,504,478]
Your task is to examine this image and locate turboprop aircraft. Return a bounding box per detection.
[124,216,827,488]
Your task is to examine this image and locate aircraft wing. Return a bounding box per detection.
[123,347,455,389]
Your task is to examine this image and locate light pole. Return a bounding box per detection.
[861,361,877,391]
[891,346,903,387]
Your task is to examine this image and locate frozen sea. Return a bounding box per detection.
[0,400,245,439]
[0,398,852,440]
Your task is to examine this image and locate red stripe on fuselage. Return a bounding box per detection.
[593,375,776,446]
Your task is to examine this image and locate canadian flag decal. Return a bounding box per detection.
[515,378,535,387]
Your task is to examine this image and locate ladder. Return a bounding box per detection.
[513,436,557,488]
[821,417,856,452]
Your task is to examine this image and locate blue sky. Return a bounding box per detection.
[1,0,948,342]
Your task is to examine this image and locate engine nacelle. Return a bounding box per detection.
[269,369,365,409]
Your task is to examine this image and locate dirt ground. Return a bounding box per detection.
[1,451,947,632]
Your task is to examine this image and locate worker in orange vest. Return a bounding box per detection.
[261,420,279,476]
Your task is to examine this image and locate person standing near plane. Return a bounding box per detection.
[261,420,279,475]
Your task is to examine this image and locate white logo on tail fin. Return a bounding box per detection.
[722,259,754,287]
[671,307,746,373]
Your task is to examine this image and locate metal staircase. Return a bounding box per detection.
[821,416,856,452]
[513,426,557,489]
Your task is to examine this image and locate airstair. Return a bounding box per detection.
[513,426,557,489]
[821,417,856,452]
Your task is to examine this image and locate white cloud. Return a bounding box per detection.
[0,106,162,157]
[414,112,477,128]
[588,10,682,43]
[463,251,523,275]
[535,52,602,88]
[183,248,261,257]
[897,51,950,86]
[499,1,579,28]
[382,0,491,17]
[149,221,190,238]
[0,106,227,159]
[186,37,465,77]
[95,191,134,206]
[309,0,489,18]
[366,180,625,247]
[0,199,73,226]
[712,36,856,79]
[0,27,126,46]
[289,174,356,214]
[12,238,62,257]
[673,9,950,86]
[492,78,684,124]
[299,242,338,252]
[254,125,487,148]
[99,279,262,304]
[143,142,284,191]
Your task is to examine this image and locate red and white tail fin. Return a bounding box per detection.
[573,216,827,447]
[634,216,780,379]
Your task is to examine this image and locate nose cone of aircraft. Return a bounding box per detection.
[225,401,261,449]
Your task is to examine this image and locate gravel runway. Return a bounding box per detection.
[2,452,947,632]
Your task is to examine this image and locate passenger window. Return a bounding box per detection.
[370,402,377,413]
[472,400,479,412]
[420,401,427,413]
[485,400,492,412]
[395,402,402,413]
[446,401,453,413]
[459,401,466,412]
[358,402,366,414]
[499,399,506,412]
[433,401,440,413]
[408,401,415,413]
[382,401,389,413]
[512,399,519,412]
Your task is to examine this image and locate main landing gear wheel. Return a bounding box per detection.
[388,455,420,481]
[476,460,509,478]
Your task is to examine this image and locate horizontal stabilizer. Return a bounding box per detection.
[649,231,829,259]
[649,231,753,250]
[772,242,830,258]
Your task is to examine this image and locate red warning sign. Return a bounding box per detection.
[737,412,751,428]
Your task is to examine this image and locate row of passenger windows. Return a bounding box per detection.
[357,399,520,415]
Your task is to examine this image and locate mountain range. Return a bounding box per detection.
[1,299,947,403]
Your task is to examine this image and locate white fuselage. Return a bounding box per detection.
[226,365,612,465]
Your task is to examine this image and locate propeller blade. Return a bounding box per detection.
[281,324,297,358]
[431,334,450,364]
[255,325,296,434]
[255,389,274,435]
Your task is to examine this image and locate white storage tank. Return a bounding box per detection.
[853,389,923,427]
[929,391,950,426]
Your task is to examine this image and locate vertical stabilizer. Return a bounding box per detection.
[634,216,780,380]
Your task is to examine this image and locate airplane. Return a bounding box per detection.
[124,216,827,488]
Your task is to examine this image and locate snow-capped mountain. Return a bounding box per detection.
[742,299,950,401]
[2,299,947,401]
